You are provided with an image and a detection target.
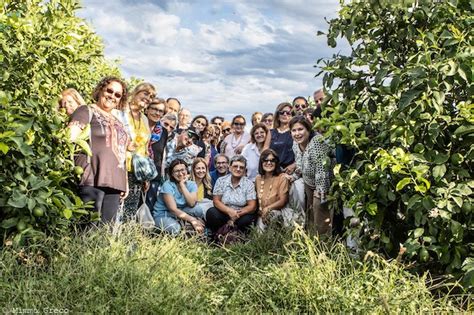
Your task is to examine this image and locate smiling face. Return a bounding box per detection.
[263,115,273,129]
[253,127,266,144]
[130,89,154,112]
[61,94,80,116]
[215,156,229,174]
[278,105,292,125]
[252,113,262,126]
[193,161,207,180]
[147,103,166,123]
[171,163,188,182]
[167,99,181,114]
[293,98,307,115]
[291,122,310,145]
[230,161,246,179]
[192,117,207,132]
[98,81,123,113]
[262,153,277,174]
[232,117,245,135]
[161,117,177,134]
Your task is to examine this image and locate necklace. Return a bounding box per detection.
[258,176,274,212]
[230,133,244,149]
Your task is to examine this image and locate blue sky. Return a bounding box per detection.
[79,0,342,121]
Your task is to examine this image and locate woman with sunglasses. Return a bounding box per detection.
[218,121,232,153]
[255,149,299,231]
[242,123,269,182]
[206,155,257,234]
[153,159,205,236]
[290,116,333,236]
[68,76,129,224]
[118,82,156,220]
[261,113,274,130]
[145,99,171,210]
[221,115,250,158]
[267,102,296,174]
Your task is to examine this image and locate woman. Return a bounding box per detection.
[261,112,274,130]
[59,88,85,116]
[191,158,213,201]
[251,111,262,126]
[242,123,268,182]
[69,76,129,223]
[267,102,295,173]
[153,159,205,236]
[206,155,257,233]
[190,115,208,134]
[209,124,221,172]
[145,99,170,210]
[218,121,232,152]
[197,124,214,162]
[255,149,300,230]
[221,115,250,158]
[290,116,333,236]
[120,82,156,220]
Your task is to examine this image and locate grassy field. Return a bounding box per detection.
[0,224,470,313]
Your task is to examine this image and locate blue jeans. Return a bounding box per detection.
[146,179,162,211]
[153,204,204,236]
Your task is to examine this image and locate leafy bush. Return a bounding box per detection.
[0,0,121,243]
[316,0,473,288]
[0,225,467,312]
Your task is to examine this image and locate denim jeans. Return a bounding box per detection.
[154,204,204,236]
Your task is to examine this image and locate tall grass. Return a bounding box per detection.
[0,224,470,313]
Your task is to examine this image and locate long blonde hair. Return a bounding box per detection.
[190,157,212,197]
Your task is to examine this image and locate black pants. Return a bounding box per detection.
[78,186,121,224]
[206,207,256,233]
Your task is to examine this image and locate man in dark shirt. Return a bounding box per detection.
[210,154,229,188]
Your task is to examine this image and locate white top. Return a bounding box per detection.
[241,143,260,182]
[222,132,251,159]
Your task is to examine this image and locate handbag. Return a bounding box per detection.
[214,221,242,245]
[135,192,155,230]
[132,154,158,182]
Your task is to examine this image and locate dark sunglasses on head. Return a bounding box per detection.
[233,122,245,126]
[278,110,292,116]
[263,158,276,164]
[105,88,122,99]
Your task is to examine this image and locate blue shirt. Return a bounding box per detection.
[153,180,198,216]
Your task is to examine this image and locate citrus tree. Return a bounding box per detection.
[317,0,473,287]
[0,0,121,244]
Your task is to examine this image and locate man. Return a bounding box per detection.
[178,108,192,130]
[292,96,309,116]
[165,126,201,170]
[210,154,229,188]
[166,97,181,114]
[313,89,325,107]
[210,116,224,127]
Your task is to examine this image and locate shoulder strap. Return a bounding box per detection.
[87,106,93,164]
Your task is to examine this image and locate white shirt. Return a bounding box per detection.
[222,132,251,159]
[242,143,260,182]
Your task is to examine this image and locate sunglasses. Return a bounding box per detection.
[294,104,307,110]
[223,128,231,132]
[263,158,276,164]
[233,122,245,126]
[263,119,273,123]
[278,110,292,116]
[187,131,198,139]
[105,88,122,99]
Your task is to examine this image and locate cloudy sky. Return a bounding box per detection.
[79,0,342,120]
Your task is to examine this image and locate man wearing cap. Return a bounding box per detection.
[165,127,202,171]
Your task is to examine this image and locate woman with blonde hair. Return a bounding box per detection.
[191,157,213,202]
[119,82,156,220]
[59,88,86,116]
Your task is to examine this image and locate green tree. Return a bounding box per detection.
[317,0,473,287]
[0,0,121,243]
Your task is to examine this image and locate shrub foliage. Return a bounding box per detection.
[317,0,473,287]
[0,0,121,243]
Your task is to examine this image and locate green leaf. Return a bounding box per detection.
[432,164,446,179]
[7,190,27,208]
[396,178,411,191]
[413,228,424,238]
[0,217,19,229]
[0,142,9,154]
[63,208,73,219]
[399,89,422,109]
[367,203,378,215]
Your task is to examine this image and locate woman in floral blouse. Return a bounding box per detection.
[289,116,333,236]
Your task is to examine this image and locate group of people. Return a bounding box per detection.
[63,76,334,238]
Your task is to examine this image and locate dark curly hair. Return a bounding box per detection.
[258,148,282,176]
[92,76,128,110]
[168,159,188,183]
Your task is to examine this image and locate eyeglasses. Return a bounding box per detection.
[105,88,122,99]
[148,107,165,114]
[263,158,276,164]
[263,119,273,123]
[232,165,245,170]
[216,161,228,165]
[222,128,231,133]
[173,168,187,174]
[233,122,245,126]
[278,110,292,116]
